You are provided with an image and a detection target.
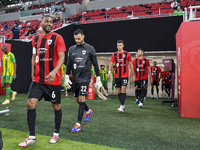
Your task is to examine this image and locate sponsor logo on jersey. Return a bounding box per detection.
[38,48,48,54]
[82,50,86,55]
[47,39,52,45]
[75,57,83,62]
[40,58,52,61]
[35,56,39,63]
[73,63,77,69]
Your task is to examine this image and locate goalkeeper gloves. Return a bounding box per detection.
[95,76,102,88]
[65,75,72,89]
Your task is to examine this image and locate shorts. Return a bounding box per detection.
[151,81,159,86]
[73,82,89,97]
[1,75,13,84]
[115,77,128,88]
[165,84,172,89]
[134,79,148,88]
[28,82,61,104]
[101,80,108,87]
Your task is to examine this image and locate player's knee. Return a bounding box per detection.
[27,101,34,109]
[52,103,61,111]
[75,97,79,102]
[79,96,85,102]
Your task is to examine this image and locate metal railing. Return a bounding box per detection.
[0,36,6,43]
[184,5,200,22]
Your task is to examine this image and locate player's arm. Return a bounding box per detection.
[46,52,65,83]
[148,67,153,84]
[129,61,135,82]
[31,53,36,79]
[13,62,17,79]
[108,62,114,78]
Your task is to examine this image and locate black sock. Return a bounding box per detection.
[135,89,138,100]
[76,101,89,111]
[27,109,36,136]
[118,93,122,103]
[54,109,62,133]
[145,89,147,97]
[121,93,126,105]
[141,87,145,103]
[156,87,159,95]
[77,102,85,124]
[161,84,164,92]
[165,89,168,94]
[151,87,154,95]
[168,93,170,97]
[138,89,141,101]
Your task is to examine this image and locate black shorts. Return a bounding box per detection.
[151,81,159,86]
[134,79,148,88]
[165,84,172,89]
[28,82,61,104]
[115,77,128,88]
[73,82,89,97]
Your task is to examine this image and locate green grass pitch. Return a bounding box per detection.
[0,93,200,150]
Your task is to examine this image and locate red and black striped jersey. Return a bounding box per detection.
[32,32,66,85]
[161,71,167,80]
[165,71,172,85]
[110,50,132,78]
[151,66,161,81]
[132,57,150,81]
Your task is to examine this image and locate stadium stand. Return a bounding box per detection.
[1,0,200,39]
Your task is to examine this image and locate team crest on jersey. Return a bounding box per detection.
[47,39,52,45]
[123,54,126,58]
[116,63,119,67]
[143,61,145,64]
[82,50,86,55]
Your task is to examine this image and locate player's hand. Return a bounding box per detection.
[131,75,135,82]
[95,76,102,88]
[108,71,111,79]
[65,75,72,89]
[150,77,153,84]
[13,73,17,79]
[46,71,56,83]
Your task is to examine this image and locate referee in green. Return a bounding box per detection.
[1,45,17,105]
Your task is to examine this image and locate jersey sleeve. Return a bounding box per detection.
[146,59,150,68]
[32,37,36,54]
[56,35,66,53]
[10,53,16,63]
[158,67,161,73]
[127,52,132,62]
[91,46,100,76]
[110,53,115,63]
[132,59,135,68]
[66,48,71,75]
[63,65,66,71]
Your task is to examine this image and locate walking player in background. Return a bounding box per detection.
[108,40,135,112]
[1,45,17,105]
[61,64,68,97]
[132,48,152,108]
[151,61,161,99]
[65,29,102,133]
[100,65,108,91]
[164,71,172,99]
[161,67,167,95]
[19,15,66,147]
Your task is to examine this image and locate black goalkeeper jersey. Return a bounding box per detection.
[66,42,100,84]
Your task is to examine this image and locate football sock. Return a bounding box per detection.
[112,85,114,91]
[27,109,36,136]
[76,101,89,111]
[118,93,122,103]
[135,89,138,100]
[161,84,164,92]
[121,93,126,105]
[138,89,141,100]
[151,87,154,95]
[6,87,12,100]
[168,93,170,97]
[77,102,85,124]
[156,86,159,94]
[54,109,62,133]
[141,87,146,103]
[145,88,147,97]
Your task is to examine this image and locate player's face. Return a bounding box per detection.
[137,50,143,57]
[101,66,105,70]
[41,17,53,33]
[153,62,156,67]
[1,46,8,54]
[117,43,124,51]
[74,34,85,45]
[135,52,138,58]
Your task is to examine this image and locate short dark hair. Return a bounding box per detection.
[138,48,144,53]
[117,39,124,44]
[100,65,105,67]
[28,26,32,28]
[74,29,84,35]
[42,15,53,21]
[154,61,157,64]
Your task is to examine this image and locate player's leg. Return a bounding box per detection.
[1,81,7,105]
[134,86,139,104]
[2,83,12,105]
[156,82,159,99]
[50,103,61,143]
[168,85,171,99]
[19,82,41,147]
[151,84,154,99]
[118,78,128,112]
[144,80,148,101]
[138,80,148,108]
[165,84,169,96]
[104,80,108,91]
[161,80,164,95]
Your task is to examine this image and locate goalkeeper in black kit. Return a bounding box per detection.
[65,29,102,133]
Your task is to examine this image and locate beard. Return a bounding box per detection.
[42,25,52,33]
